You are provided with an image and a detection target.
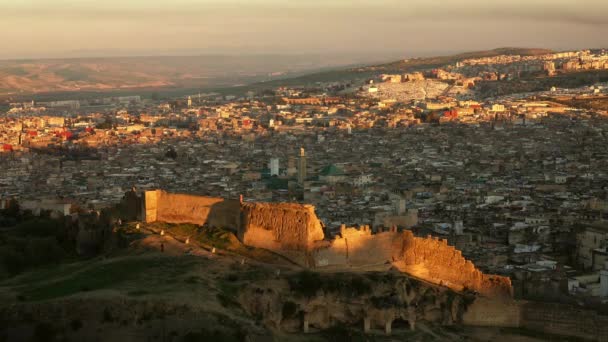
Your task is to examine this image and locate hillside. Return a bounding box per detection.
[366,47,553,73]
[0,54,371,97]
[0,222,545,342]
[0,48,553,99]
[241,47,554,89]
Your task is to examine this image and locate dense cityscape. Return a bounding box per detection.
[2,6,608,339]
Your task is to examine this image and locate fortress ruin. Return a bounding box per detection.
[137,189,512,298]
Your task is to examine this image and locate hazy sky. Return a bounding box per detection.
[1,0,607,59]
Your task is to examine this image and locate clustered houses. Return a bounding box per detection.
[2,49,608,308]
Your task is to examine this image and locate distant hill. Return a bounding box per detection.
[0,48,553,99]
[0,54,377,98]
[365,47,553,73]
[242,47,554,89]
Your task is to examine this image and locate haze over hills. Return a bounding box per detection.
[0,47,554,98]
[0,53,400,97]
[243,47,555,89]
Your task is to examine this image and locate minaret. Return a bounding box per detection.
[297,147,306,185]
[269,158,279,176]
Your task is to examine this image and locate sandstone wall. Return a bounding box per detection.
[397,231,512,298]
[144,190,240,229]
[144,191,158,223]
[313,227,512,298]
[314,226,402,268]
[240,202,325,266]
[141,190,511,299]
[521,302,608,340]
[462,297,522,327]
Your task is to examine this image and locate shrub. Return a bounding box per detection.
[32,322,57,342]
[17,219,62,237]
[102,308,114,323]
[25,238,65,267]
[70,319,83,331]
[281,301,298,319]
[288,271,322,298]
[0,245,25,276]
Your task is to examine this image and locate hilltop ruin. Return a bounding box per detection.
[136,189,512,298]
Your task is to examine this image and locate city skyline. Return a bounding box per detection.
[2,1,608,337]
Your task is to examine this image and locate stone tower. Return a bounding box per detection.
[298,147,306,185]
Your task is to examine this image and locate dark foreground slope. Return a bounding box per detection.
[0,221,552,342]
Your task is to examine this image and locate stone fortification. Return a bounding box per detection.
[463,299,608,340]
[143,190,240,229]
[140,190,511,298]
[314,226,403,267]
[520,302,608,340]
[396,231,512,298]
[239,202,325,266]
[313,226,512,298]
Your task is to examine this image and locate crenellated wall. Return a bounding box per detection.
[139,190,512,298]
[312,227,512,298]
[395,231,512,298]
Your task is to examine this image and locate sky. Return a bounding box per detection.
[1,0,607,60]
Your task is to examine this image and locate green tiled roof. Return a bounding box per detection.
[320,164,344,176]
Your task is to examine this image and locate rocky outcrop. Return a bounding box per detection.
[239,271,473,333]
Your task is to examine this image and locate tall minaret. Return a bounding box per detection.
[297,147,306,185]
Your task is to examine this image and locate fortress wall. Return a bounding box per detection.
[345,230,402,265]
[141,190,512,298]
[314,227,512,298]
[144,191,159,223]
[314,239,348,267]
[462,297,522,327]
[398,230,512,298]
[240,202,325,266]
[240,202,325,251]
[144,190,240,229]
[521,302,608,340]
[313,227,402,268]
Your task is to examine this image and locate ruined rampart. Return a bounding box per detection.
[239,202,325,266]
[314,226,403,267]
[313,227,512,298]
[463,299,608,341]
[140,190,511,298]
[462,297,521,327]
[521,302,608,340]
[397,231,513,298]
[143,190,240,229]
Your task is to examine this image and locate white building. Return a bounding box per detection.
[269,158,280,176]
